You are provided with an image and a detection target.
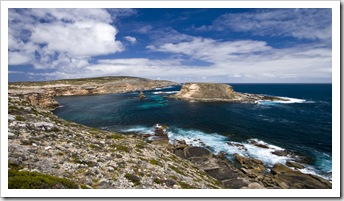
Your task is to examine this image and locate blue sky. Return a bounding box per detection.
[8,8,332,83]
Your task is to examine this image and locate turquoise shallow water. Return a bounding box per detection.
[53,84,332,181]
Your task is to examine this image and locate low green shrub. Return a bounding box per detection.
[15,115,25,121]
[8,169,78,189]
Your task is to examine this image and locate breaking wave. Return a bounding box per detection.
[255,96,315,105]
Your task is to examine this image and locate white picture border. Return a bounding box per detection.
[1,0,340,198]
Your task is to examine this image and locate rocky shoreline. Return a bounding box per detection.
[7,77,331,189]
[9,76,179,110]
[137,126,331,189]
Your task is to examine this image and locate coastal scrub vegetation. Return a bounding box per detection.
[8,169,79,189]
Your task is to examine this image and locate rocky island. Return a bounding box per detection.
[7,77,331,189]
[170,82,287,103]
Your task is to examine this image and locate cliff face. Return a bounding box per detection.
[9,76,179,110]
[171,82,286,103]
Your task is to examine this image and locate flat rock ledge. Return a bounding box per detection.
[170,82,287,103]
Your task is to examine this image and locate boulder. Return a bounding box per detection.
[174,149,186,158]
[184,146,212,159]
[234,154,265,171]
[8,114,16,121]
[234,154,265,179]
[246,182,266,189]
[33,122,55,131]
[286,161,305,169]
[8,132,16,139]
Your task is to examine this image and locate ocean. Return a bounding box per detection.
[53,84,332,181]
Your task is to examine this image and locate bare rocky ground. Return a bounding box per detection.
[7,77,332,189]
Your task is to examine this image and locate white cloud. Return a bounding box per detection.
[147,37,272,63]
[145,35,331,82]
[8,9,332,83]
[8,51,32,65]
[8,70,24,74]
[31,21,123,57]
[30,8,113,24]
[205,9,332,41]
[26,33,331,83]
[8,8,127,67]
[124,36,137,44]
[137,25,153,34]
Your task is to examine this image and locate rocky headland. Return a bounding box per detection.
[9,76,179,110]
[170,82,287,103]
[7,77,331,189]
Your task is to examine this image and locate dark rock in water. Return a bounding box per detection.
[272,150,313,165]
[248,139,269,149]
[271,150,289,156]
[139,91,145,99]
[227,142,247,151]
[146,124,170,145]
[154,124,168,136]
[184,146,212,158]
[286,161,305,169]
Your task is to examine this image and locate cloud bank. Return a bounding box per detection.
[8,8,332,83]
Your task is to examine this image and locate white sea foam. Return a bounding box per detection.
[152,91,179,94]
[299,165,332,181]
[255,96,307,105]
[119,125,331,181]
[154,86,173,90]
[242,139,290,166]
[168,128,292,166]
[120,126,155,135]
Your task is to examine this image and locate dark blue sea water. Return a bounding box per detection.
[53,84,332,180]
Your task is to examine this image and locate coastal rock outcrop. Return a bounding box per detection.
[232,154,332,189]
[170,82,287,103]
[270,164,332,189]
